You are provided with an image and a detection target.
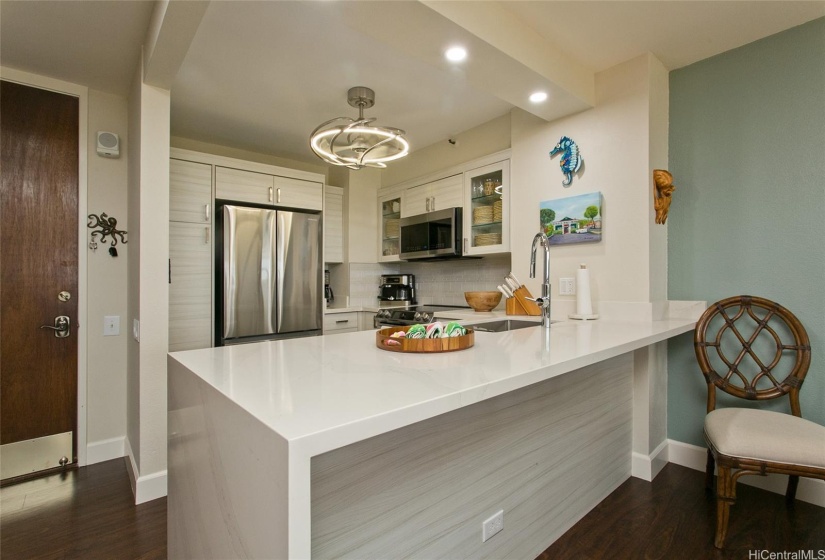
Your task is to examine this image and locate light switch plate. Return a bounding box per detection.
[103,315,120,336]
[559,277,575,295]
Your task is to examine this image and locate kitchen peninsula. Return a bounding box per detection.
[168,304,703,559]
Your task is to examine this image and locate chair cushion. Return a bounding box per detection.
[704,408,825,469]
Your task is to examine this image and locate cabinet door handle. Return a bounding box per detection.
[205,227,210,244]
[463,238,467,253]
[204,203,210,222]
[277,188,281,204]
[426,197,430,212]
[269,186,273,203]
[335,319,349,324]
[431,196,436,211]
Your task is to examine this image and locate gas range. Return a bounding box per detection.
[374,305,470,328]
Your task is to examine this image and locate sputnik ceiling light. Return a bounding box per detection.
[309,87,409,170]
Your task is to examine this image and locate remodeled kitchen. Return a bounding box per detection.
[164,3,713,557]
[158,1,825,557]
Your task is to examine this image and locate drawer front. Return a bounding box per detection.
[324,312,358,332]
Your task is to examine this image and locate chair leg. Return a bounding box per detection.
[714,465,735,549]
[705,450,715,491]
[786,475,799,501]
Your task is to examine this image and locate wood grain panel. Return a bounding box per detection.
[0,80,78,447]
[170,159,212,223]
[169,222,212,351]
[311,354,634,559]
[274,176,323,210]
[215,166,273,205]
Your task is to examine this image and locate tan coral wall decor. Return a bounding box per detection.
[653,169,676,224]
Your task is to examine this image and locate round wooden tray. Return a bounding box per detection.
[375,326,474,353]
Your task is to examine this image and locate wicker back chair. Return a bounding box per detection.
[694,295,824,548]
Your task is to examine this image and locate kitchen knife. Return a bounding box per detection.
[497,285,511,299]
[502,284,514,298]
[508,272,522,287]
[504,276,520,292]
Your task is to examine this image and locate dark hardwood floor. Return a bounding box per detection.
[1,458,165,559]
[538,463,825,560]
[2,459,823,559]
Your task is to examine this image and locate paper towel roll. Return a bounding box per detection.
[576,264,592,315]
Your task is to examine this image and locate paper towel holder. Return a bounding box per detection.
[569,263,599,320]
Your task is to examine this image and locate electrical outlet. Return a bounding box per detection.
[559,277,576,295]
[482,510,504,542]
[103,315,120,336]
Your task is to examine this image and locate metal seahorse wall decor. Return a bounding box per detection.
[549,136,583,187]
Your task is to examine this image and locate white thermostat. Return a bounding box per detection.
[96,131,120,158]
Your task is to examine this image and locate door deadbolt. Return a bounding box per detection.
[58,291,71,302]
[40,315,71,338]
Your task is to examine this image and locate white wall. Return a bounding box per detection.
[510,54,669,312]
[171,136,328,178]
[126,58,171,503]
[86,90,129,458]
[381,113,511,187]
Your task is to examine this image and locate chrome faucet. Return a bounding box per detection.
[529,232,552,328]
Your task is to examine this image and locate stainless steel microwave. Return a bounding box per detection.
[399,207,462,260]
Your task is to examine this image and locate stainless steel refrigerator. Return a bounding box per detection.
[216,204,322,345]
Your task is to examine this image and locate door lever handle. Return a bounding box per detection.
[40,315,71,338]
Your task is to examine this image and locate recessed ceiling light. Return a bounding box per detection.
[445,46,467,62]
[529,91,548,103]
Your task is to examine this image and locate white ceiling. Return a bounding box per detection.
[2,1,823,165]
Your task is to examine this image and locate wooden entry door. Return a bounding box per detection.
[0,80,79,480]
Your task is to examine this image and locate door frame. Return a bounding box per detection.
[1,66,89,467]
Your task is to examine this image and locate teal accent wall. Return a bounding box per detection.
[667,18,825,446]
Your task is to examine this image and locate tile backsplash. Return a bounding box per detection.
[348,255,511,308]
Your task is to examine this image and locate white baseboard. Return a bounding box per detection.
[124,436,168,505]
[667,439,825,508]
[632,439,669,481]
[86,436,125,465]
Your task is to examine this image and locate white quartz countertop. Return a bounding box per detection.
[169,311,698,456]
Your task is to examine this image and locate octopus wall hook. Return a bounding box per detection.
[88,212,127,254]
[652,169,676,225]
[549,136,583,187]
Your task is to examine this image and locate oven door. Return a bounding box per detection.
[399,207,461,260]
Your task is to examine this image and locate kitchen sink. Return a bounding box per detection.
[463,319,543,332]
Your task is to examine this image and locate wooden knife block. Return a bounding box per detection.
[506,286,541,316]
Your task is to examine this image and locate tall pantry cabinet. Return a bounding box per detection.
[168,158,213,351]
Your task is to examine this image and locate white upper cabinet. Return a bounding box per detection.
[274,176,323,211]
[215,166,274,204]
[170,159,212,223]
[463,159,510,255]
[378,191,402,262]
[324,186,344,263]
[215,166,322,210]
[401,174,463,218]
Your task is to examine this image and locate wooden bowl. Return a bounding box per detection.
[464,291,502,312]
[376,326,474,353]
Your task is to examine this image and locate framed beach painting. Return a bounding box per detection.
[539,191,602,245]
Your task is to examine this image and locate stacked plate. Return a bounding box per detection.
[385,218,399,238]
[493,200,503,223]
[473,205,493,225]
[474,232,502,246]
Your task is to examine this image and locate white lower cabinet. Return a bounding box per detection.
[324,312,359,334]
[358,312,376,331]
[169,221,212,351]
